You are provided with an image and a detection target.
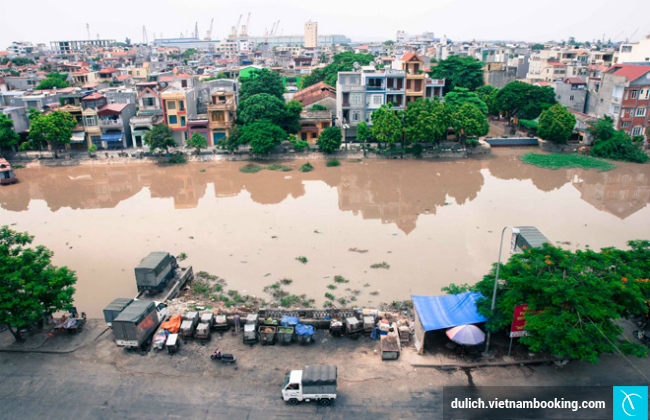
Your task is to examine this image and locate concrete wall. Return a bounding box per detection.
[484,67,517,89]
[554,83,587,113]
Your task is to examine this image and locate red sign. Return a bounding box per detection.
[510,304,531,338]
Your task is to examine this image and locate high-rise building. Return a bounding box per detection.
[305,21,318,48]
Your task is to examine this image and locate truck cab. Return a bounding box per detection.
[282,370,304,402]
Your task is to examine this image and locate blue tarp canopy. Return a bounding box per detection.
[412,292,487,332]
[101,132,124,142]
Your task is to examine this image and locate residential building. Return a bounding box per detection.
[6,41,37,55]
[298,110,331,143]
[17,90,60,111]
[58,87,93,149]
[3,75,42,90]
[97,67,119,82]
[293,81,336,110]
[128,64,151,81]
[161,88,197,145]
[71,69,101,87]
[305,21,318,49]
[401,53,443,104]
[586,64,650,141]
[554,78,587,113]
[483,63,517,88]
[81,93,136,149]
[617,35,650,64]
[50,39,115,54]
[206,89,236,145]
[187,115,210,143]
[0,106,29,135]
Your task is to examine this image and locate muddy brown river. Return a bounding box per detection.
[2,149,650,318]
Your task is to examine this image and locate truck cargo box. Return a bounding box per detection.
[135,252,178,292]
[302,365,337,394]
[112,300,159,348]
[103,298,134,327]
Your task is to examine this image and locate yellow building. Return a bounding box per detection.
[207,90,237,146]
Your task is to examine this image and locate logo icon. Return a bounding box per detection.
[614,387,648,420]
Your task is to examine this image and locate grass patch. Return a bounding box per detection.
[168,154,187,164]
[280,278,293,285]
[12,165,25,169]
[325,292,336,300]
[199,168,206,173]
[240,163,264,173]
[295,256,308,264]
[521,153,615,172]
[326,158,340,167]
[178,252,188,261]
[299,162,314,172]
[267,163,292,172]
[327,284,337,290]
[334,275,349,283]
[370,262,390,269]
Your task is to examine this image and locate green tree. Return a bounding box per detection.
[187,133,208,154]
[0,114,19,150]
[282,99,303,135]
[356,121,373,142]
[239,120,286,155]
[537,104,576,144]
[496,82,556,120]
[28,110,77,150]
[384,40,395,46]
[428,55,485,94]
[223,126,243,153]
[531,44,545,50]
[0,226,77,342]
[371,105,403,147]
[144,124,176,153]
[36,77,69,90]
[240,68,286,101]
[450,104,489,147]
[464,241,650,363]
[402,99,448,144]
[476,85,500,115]
[311,104,328,111]
[181,48,197,60]
[589,116,649,163]
[444,87,488,114]
[317,126,343,153]
[237,93,288,126]
[300,52,375,89]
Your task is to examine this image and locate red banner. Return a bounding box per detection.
[510,304,531,338]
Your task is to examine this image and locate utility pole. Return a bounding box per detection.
[86,23,91,39]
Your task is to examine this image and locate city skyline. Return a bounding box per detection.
[2,0,649,50]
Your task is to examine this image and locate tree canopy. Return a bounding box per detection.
[27,110,77,149]
[444,87,488,114]
[403,99,448,144]
[237,94,302,135]
[36,72,69,90]
[300,52,375,89]
[496,81,556,120]
[356,121,373,142]
[451,241,650,363]
[450,103,489,146]
[476,85,500,115]
[0,114,19,150]
[428,55,485,94]
[537,104,576,144]
[181,48,198,60]
[239,68,285,101]
[589,116,649,163]
[317,126,342,153]
[239,120,286,155]
[0,226,77,341]
[186,132,208,154]
[144,124,176,153]
[371,105,403,147]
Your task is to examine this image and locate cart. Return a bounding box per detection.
[329,318,344,337]
[363,316,376,333]
[195,322,211,342]
[259,325,276,345]
[53,312,87,334]
[200,312,215,328]
[345,317,362,339]
[380,327,401,361]
[399,325,411,344]
[296,324,314,345]
[277,326,294,345]
[213,314,228,332]
[166,333,181,354]
[180,320,196,342]
[243,323,258,345]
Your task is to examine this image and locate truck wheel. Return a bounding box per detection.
[288,398,299,405]
[319,398,331,406]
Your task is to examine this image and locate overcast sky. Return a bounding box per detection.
[2,0,649,50]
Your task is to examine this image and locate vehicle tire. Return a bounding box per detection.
[319,398,331,406]
[288,398,299,405]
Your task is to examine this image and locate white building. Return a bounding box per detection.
[305,21,318,48]
[617,35,650,64]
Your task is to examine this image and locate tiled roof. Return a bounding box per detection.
[604,64,650,82]
[401,52,423,62]
[73,68,90,75]
[98,67,118,74]
[293,81,336,106]
[564,77,586,85]
[81,92,104,101]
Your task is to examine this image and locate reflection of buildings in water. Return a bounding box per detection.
[337,160,485,234]
[569,167,650,219]
[487,152,570,192]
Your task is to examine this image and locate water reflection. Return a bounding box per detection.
[2,156,649,233]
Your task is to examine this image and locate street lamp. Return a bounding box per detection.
[484,225,520,354]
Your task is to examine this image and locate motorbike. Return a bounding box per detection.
[210,349,237,363]
[633,329,650,347]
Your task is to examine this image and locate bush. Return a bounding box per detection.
[299,162,314,172]
[317,126,343,153]
[519,119,539,131]
[266,163,292,172]
[466,139,480,148]
[326,158,340,167]
[410,143,423,157]
[239,163,264,173]
[168,153,187,164]
[520,152,615,171]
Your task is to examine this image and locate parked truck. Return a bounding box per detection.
[281,365,337,406]
[135,252,179,293]
[103,298,134,327]
[112,300,168,350]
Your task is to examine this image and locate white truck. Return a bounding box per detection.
[281,365,337,406]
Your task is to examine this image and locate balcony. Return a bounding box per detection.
[209,120,233,129]
[365,85,385,91]
[208,99,235,110]
[99,118,123,127]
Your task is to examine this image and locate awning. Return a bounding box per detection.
[101,132,124,142]
[412,292,487,332]
[70,132,86,143]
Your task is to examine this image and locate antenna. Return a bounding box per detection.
[86,23,91,40]
[353,62,360,70]
[143,26,148,44]
[195,22,199,39]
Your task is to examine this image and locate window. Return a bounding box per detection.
[144,97,155,107]
[167,101,176,110]
[352,111,360,122]
[642,89,650,99]
[84,116,96,126]
[351,93,362,105]
[631,90,638,99]
[570,95,574,101]
[372,95,383,106]
[636,107,647,117]
[180,116,186,127]
[179,101,185,111]
[632,126,643,136]
[622,121,630,128]
[181,80,187,88]
[168,115,178,125]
